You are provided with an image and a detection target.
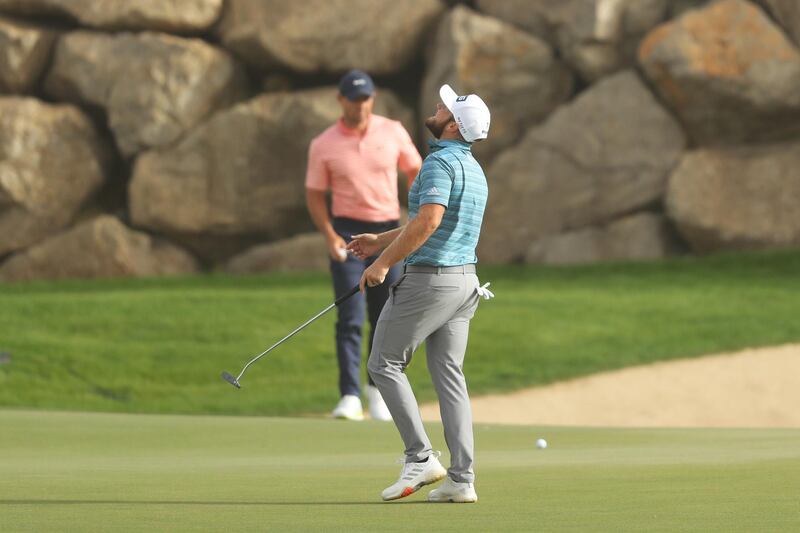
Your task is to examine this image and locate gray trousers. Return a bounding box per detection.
[367,264,480,483]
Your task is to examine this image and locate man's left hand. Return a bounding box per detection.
[360,260,390,292]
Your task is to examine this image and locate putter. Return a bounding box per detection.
[222,284,361,388]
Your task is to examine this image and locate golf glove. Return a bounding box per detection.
[476,282,495,300]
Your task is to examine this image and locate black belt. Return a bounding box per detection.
[404,264,476,274]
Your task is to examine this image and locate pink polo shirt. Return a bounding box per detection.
[305,115,422,222]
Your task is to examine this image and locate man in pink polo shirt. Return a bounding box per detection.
[306,69,422,422]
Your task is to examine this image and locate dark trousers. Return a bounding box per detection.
[331,217,402,397]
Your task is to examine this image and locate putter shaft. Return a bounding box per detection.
[223,285,360,387]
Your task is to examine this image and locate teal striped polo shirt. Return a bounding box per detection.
[406,139,488,266]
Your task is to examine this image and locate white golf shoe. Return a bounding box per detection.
[427,477,478,503]
[331,394,364,421]
[381,452,447,501]
[366,385,392,421]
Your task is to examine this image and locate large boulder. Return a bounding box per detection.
[639,0,800,146]
[0,97,110,256]
[479,71,686,264]
[525,212,682,264]
[224,233,328,274]
[421,6,573,163]
[129,87,416,262]
[44,31,248,157]
[760,0,800,45]
[215,0,444,74]
[0,0,223,33]
[0,15,55,93]
[477,0,669,81]
[666,141,800,253]
[0,215,198,282]
[474,0,553,40]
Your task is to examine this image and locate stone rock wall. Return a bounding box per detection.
[639,0,800,146]
[44,31,248,157]
[1,0,799,281]
[0,0,223,33]
[666,141,800,252]
[0,97,110,256]
[0,15,55,93]
[760,0,800,45]
[215,0,444,74]
[223,232,329,274]
[479,71,686,263]
[0,215,198,282]
[420,6,573,163]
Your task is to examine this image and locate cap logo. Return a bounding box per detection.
[352,79,366,86]
[456,95,468,102]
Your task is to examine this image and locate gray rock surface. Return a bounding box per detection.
[479,71,686,263]
[3,0,800,279]
[0,97,109,256]
[474,0,553,39]
[224,233,329,273]
[0,0,223,33]
[215,0,444,74]
[0,215,198,282]
[525,212,682,264]
[44,31,248,157]
[421,5,573,163]
[666,141,800,253]
[477,0,669,81]
[0,15,55,93]
[639,0,800,145]
[129,87,416,262]
[760,0,800,45]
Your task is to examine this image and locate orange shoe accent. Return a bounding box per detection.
[401,487,415,498]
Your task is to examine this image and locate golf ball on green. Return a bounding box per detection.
[536,438,547,449]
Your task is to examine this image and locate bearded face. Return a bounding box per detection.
[425,102,455,139]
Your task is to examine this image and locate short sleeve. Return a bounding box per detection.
[395,123,422,179]
[305,137,330,191]
[417,156,453,208]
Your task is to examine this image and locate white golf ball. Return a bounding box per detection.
[337,248,347,260]
[536,438,548,449]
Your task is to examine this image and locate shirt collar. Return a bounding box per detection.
[336,117,371,136]
[427,138,472,153]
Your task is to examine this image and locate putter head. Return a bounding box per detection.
[221,371,241,389]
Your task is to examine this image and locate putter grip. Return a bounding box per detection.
[335,285,360,306]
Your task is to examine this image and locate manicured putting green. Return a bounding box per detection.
[1,410,798,532]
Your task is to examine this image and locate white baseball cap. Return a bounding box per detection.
[439,84,491,142]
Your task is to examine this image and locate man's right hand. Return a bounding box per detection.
[346,233,381,259]
[328,235,348,262]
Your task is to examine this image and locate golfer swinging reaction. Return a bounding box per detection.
[347,84,493,503]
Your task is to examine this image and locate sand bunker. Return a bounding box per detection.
[419,344,800,427]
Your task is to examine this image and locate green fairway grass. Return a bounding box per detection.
[1,410,798,532]
[1,249,799,416]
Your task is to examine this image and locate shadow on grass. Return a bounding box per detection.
[0,499,429,506]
